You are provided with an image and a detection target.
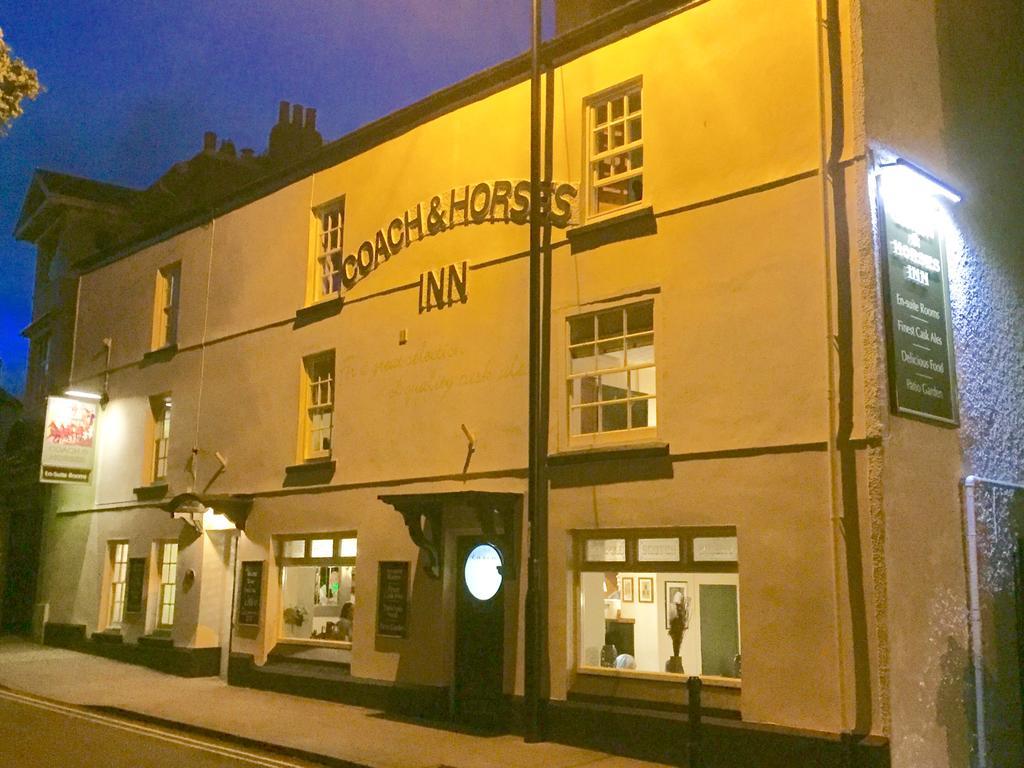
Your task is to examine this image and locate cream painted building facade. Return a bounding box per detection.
[22,2,1023,767]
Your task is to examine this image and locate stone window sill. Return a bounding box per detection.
[294,296,343,328]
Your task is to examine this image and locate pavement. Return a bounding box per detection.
[0,639,671,768]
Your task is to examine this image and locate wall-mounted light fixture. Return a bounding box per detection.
[64,388,108,406]
[878,158,962,204]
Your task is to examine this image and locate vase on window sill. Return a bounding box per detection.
[600,643,618,668]
[665,655,684,674]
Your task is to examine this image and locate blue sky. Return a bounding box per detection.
[0,1,553,394]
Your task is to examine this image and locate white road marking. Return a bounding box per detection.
[0,689,312,768]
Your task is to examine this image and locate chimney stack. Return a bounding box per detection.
[219,139,237,158]
[241,148,255,160]
[203,131,217,153]
[268,100,322,165]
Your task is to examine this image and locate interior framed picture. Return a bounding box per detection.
[638,576,654,603]
[621,576,634,603]
[664,580,689,630]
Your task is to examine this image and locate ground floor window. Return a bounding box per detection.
[107,541,130,628]
[157,541,178,628]
[277,534,356,643]
[577,528,740,679]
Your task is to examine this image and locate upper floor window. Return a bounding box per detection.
[568,301,656,436]
[153,262,181,349]
[29,333,50,400]
[150,395,172,482]
[302,351,334,460]
[587,82,643,216]
[313,199,345,301]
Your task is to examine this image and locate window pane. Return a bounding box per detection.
[597,310,624,339]
[601,402,628,431]
[611,97,624,120]
[699,585,741,678]
[282,540,305,558]
[569,315,595,345]
[594,128,608,154]
[599,371,628,402]
[595,103,608,125]
[570,344,597,375]
[627,117,642,143]
[626,303,653,333]
[596,339,625,370]
[339,538,357,558]
[629,368,657,398]
[311,538,333,558]
[627,91,641,114]
[626,334,654,365]
[571,375,600,406]
[571,404,599,435]
[585,539,626,562]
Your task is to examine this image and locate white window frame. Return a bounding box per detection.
[107,541,130,628]
[153,262,181,349]
[150,395,172,482]
[566,300,656,439]
[301,352,335,460]
[156,540,178,628]
[312,198,345,302]
[586,79,644,219]
[276,533,357,647]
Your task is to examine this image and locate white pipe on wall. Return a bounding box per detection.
[962,474,1024,768]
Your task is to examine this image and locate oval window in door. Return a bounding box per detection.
[464,543,502,601]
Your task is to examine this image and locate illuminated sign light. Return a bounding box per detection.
[464,543,503,601]
[878,158,961,204]
[64,389,103,401]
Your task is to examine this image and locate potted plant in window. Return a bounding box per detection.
[283,606,307,629]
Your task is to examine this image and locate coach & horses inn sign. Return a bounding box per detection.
[339,179,578,292]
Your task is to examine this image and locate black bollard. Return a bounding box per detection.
[840,731,858,768]
[687,675,703,768]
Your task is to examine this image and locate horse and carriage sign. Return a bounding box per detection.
[40,396,98,484]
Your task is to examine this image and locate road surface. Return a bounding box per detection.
[0,689,328,768]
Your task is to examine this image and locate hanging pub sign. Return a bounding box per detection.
[125,557,147,614]
[877,175,959,425]
[40,396,99,484]
[237,561,264,627]
[376,561,410,638]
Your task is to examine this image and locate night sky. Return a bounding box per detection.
[0,1,553,394]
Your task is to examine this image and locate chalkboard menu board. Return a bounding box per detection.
[237,561,264,626]
[878,183,959,425]
[376,561,409,638]
[125,557,147,614]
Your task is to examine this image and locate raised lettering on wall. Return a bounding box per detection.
[419,261,468,313]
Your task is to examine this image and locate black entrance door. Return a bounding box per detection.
[453,536,505,729]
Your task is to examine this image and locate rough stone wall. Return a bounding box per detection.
[935,3,1024,483]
